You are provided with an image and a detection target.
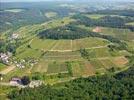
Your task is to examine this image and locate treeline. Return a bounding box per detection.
[72,14,134,31]
[9,64,134,100]
[88,10,134,17]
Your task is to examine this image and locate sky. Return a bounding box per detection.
[0,0,133,2]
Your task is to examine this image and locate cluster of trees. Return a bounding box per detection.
[0,39,20,54]
[80,48,90,60]
[38,25,96,40]
[9,64,134,100]
[72,14,134,31]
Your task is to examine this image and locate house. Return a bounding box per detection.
[0,53,10,64]
[11,33,19,39]
[29,80,43,88]
[10,77,22,86]
[16,63,25,69]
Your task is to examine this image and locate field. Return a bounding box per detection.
[126,22,134,26]
[0,63,6,71]
[0,15,131,84]
[4,9,25,13]
[99,27,134,41]
[45,12,57,18]
[85,14,106,19]
[47,61,68,75]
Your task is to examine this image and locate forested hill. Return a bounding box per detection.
[9,57,134,100]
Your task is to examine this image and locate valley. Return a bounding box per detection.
[0,1,134,99]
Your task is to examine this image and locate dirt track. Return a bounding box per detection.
[0,65,16,75]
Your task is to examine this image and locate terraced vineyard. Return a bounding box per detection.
[0,12,133,85]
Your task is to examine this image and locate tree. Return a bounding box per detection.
[21,76,30,85]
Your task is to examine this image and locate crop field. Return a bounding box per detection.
[85,47,111,58]
[15,48,43,60]
[100,59,117,69]
[46,61,68,75]
[90,59,105,69]
[100,27,134,41]
[50,40,72,50]
[72,37,109,50]
[85,14,106,19]
[44,51,83,61]
[30,37,109,52]
[112,56,128,67]
[30,37,57,50]
[31,60,49,73]
[93,47,111,57]
[69,61,95,77]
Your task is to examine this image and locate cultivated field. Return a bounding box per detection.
[100,27,134,41]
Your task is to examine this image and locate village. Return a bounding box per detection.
[0,33,42,88]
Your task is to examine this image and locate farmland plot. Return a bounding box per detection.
[100,59,117,69]
[112,57,128,67]
[70,61,95,77]
[46,61,68,75]
[44,51,83,61]
[73,37,109,50]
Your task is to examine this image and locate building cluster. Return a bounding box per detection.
[9,77,43,88]
[0,52,12,64]
[29,80,43,88]
[11,33,19,40]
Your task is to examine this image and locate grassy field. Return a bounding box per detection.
[0,63,6,71]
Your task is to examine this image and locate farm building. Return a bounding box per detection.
[10,77,22,86]
[29,80,43,88]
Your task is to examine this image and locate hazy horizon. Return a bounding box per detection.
[0,0,133,3]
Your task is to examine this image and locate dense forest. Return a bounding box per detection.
[72,14,134,31]
[9,57,134,100]
[88,10,134,17]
